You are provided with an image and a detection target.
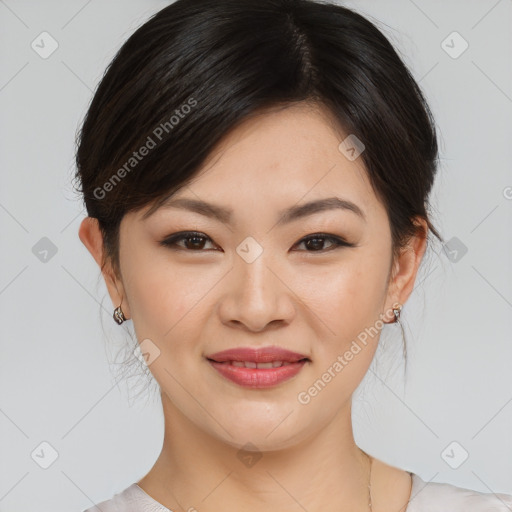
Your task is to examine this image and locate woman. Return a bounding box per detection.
[76,0,512,510]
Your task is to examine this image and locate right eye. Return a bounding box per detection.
[159,231,219,251]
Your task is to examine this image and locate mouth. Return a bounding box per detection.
[212,360,299,368]
[206,346,310,388]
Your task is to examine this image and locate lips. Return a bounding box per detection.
[207,346,310,388]
[208,346,309,363]
[225,360,293,369]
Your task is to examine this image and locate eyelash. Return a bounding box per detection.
[159,231,355,253]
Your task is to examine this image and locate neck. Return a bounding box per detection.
[139,392,371,512]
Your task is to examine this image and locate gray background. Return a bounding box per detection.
[1,0,511,510]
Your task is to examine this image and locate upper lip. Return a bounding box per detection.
[207,346,309,363]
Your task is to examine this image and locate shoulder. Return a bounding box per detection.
[406,473,512,511]
[82,483,172,512]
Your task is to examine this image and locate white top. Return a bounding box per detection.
[83,472,512,511]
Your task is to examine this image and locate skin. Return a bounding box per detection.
[79,102,427,512]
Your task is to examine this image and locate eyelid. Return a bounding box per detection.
[294,233,355,251]
[160,231,219,251]
[159,230,356,252]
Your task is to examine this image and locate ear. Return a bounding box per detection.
[78,217,131,319]
[383,217,428,323]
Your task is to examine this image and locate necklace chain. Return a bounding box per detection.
[363,449,373,510]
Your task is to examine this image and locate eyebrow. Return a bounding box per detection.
[146,195,366,225]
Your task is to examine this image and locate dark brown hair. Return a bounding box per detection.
[74,0,443,369]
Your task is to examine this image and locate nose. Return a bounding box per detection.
[218,248,296,333]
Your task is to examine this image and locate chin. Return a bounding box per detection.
[202,406,311,453]
[214,426,305,453]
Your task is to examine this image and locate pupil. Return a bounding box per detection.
[306,237,323,251]
[187,236,204,249]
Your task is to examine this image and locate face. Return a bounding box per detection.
[83,103,425,451]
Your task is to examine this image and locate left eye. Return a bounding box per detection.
[294,234,353,252]
[160,231,218,251]
[160,231,354,252]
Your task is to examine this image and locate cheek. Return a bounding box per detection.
[123,252,222,347]
[121,253,189,338]
[293,253,389,347]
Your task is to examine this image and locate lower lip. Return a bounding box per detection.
[208,360,307,388]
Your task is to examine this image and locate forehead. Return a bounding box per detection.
[180,103,377,213]
[134,102,388,229]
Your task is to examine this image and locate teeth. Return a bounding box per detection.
[225,360,295,369]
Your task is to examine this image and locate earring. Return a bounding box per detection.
[113,305,126,325]
[392,303,402,323]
